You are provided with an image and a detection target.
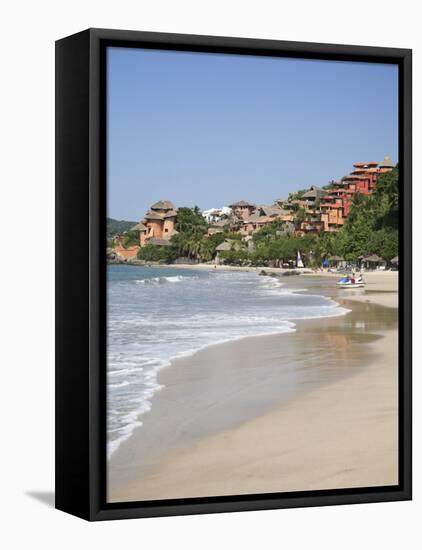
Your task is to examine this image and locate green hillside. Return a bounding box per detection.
[107,217,137,238]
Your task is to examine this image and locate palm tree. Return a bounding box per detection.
[189,237,202,260]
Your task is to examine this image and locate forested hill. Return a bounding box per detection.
[107,217,137,237]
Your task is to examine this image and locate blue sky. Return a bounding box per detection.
[107,47,398,221]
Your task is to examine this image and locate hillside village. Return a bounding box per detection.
[109,156,398,268]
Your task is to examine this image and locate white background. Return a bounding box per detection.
[0,0,419,548]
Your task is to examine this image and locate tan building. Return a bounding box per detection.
[257,204,288,219]
[300,186,326,207]
[378,155,395,173]
[132,200,178,247]
[131,222,148,247]
[207,219,229,237]
[236,203,294,237]
[319,194,345,231]
[228,200,256,220]
[239,213,273,236]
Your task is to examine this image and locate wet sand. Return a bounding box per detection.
[108,276,398,503]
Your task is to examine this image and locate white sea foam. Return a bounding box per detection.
[107,267,349,457]
[135,275,197,284]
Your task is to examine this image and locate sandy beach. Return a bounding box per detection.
[108,271,398,503]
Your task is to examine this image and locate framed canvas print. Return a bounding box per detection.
[55,28,412,521]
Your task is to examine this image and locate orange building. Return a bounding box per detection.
[307,156,395,233]
[320,194,345,232]
[113,243,140,260]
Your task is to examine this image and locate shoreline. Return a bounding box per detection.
[109,258,398,277]
[109,262,399,307]
[107,273,398,502]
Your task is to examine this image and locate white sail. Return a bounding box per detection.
[296,250,304,268]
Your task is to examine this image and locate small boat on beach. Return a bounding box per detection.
[336,275,365,288]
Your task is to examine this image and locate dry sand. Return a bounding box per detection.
[108,272,399,503]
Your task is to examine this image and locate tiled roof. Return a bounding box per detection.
[302,186,325,199]
[150,200,176,210]
[144,210,164,220]
[378,155,395,168]
[163,210,177,218]
[258,205,285,217]
[229,200,255,207]
[131,222,147,231]
[353,162,378,167]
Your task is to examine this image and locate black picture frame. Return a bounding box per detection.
[55,28,412,521]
